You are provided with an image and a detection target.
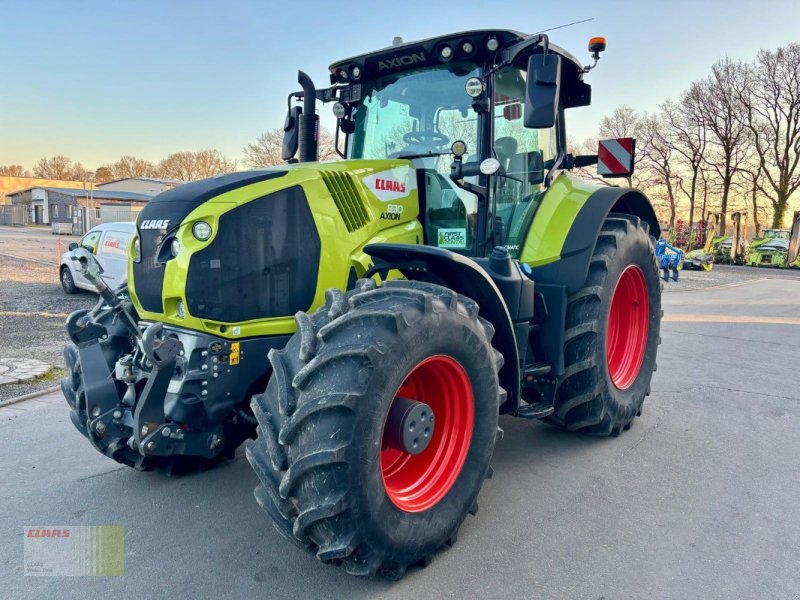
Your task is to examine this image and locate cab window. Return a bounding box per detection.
[80,231,102,254]
[491,66,558,256]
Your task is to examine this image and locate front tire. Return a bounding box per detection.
[60,267,77,294]
[247,279,503,578]
[549,214,661,435]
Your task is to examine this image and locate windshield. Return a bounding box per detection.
[348,63,480,162]
[764,230,789,240]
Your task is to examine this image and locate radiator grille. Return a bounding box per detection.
[320,171,370,233]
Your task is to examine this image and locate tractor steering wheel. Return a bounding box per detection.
[403,131,450,148]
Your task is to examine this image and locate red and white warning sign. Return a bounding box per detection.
[598,137,636,177]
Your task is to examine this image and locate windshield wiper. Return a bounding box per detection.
[395,151,451,159]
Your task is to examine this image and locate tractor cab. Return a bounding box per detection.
[282,30,621,259]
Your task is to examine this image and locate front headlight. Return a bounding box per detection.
[131,235,141,263]
[192,221,212,241]
[171,238,181,257]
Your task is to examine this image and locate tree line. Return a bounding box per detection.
[0,128,337,186]
[3,43,797,235]
[578,42,800,235]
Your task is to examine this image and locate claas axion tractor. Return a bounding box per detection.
[62,29,662,578]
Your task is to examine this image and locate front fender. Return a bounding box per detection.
[364,243,520,413]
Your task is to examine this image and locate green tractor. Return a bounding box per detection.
[746,211,800,267]
[62,29,662,578]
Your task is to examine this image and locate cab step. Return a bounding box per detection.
[515,400,555,420]
[523,363,552,378]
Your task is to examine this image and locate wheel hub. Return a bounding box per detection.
[382,396,435,455]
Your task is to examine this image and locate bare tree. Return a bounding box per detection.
[598,105,646,187]
[243,129,285,167]
[32,155,87,180]
[0,165,31,177]
[639,113,680,227]
[689,59,751,234]
[737,43,800,228]
[158,150,237,181]
[663,97,706,226]
[106,155,159,179]
[243,127,338,168]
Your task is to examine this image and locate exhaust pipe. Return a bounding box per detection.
[298,71,318,163]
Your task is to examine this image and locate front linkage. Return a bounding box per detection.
[63,249,251,470]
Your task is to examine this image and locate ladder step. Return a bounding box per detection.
[523,363,552,378]
[515,401,554,420]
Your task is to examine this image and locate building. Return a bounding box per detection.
[98,177,182,196]
[7,186,152,234]
[0,175,90,204]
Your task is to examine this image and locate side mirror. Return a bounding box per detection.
[281,106,302,161]
[68,242,78,251]
[597,138,636,178]
[524,53,561,129]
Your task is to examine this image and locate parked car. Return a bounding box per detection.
[59,222,135,294]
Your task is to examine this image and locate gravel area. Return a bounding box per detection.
[0,255,95,401]
[665,263,800,292]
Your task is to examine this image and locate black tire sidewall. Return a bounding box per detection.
[348,314,498,562]
[61,267,76,294]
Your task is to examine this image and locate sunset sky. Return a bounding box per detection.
[2,0,799,169]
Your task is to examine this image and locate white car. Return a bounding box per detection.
[59,222,136,294]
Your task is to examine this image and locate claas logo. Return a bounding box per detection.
[374,178,406,193]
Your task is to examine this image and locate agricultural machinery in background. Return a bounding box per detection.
[746,211,800,268]
[655,238,682,281]
[61,29,663,579]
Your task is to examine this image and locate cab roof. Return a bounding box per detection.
[328,29,590,108]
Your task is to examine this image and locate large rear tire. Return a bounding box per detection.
[548,214,661,435]
[247,279,503,578]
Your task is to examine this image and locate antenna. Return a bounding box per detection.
[533,17,595,35]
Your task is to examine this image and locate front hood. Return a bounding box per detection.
[754,239,789,252]
[136,169,289,234]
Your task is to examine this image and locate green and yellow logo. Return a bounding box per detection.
[24,526,124,576]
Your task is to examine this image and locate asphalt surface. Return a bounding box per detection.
[1,278,799,599]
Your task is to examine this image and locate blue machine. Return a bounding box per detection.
[655,239,682,282]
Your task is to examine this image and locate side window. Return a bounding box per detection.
[492,66,558,255]
[81,231,102,254]
[100,232,130,257]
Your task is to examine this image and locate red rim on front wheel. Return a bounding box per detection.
[606,265,650,390]
[381,355,474,513]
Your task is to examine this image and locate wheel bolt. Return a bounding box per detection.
[112,410,122,419]
[95,422,106,434]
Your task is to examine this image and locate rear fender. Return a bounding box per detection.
[364,243,520,412]
[525,181,660,293]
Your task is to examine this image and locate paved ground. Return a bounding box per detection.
[1,277,798,598]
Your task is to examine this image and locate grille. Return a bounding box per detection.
[132,228,168,313]
[321,171,370,233]
[185,186,320,323]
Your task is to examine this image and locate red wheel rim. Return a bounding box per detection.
[381,355,474,513]
[606,265,650,390]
